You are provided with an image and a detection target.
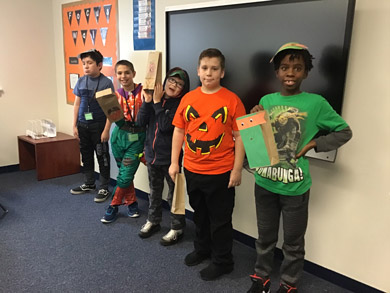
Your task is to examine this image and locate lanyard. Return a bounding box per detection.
[86,75,101,112]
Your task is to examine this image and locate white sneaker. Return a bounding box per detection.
[160,229,183,246]
[138,221,160,238]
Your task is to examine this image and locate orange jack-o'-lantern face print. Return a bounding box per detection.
[184,105,228,154]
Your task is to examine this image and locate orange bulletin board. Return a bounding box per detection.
[62,0,118,105]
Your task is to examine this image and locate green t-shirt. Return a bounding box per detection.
[254,92,349,196]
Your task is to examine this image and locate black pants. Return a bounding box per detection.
[147,163,186,230]
[77,121,110,190]
[254,184,310,286]
[184,168,235,267]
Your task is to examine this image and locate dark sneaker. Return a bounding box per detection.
[94,189,110,203]
[70,183,96,195]
[127,202,140,218]
[160,229,183,246]
[138,220,161,238]
[277,283,298,293]
[184,250,210,266]
[247,274,271,293]
[100,205,118,223]
[200,263,234,281]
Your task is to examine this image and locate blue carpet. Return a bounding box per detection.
[0,170,354,292]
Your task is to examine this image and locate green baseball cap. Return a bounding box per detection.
[270,42,309,63]
[169,69,186,81]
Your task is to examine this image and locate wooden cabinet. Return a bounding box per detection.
[18,132,80,180]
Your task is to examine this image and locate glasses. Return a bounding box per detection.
[167,77,184,89]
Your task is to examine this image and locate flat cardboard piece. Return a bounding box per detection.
[237,111,279,168]
[95,88,124,122]
[143,51,162,90]
[171,173,186,215]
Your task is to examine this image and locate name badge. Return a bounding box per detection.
[84,112,94,121]
[128,133,139,142]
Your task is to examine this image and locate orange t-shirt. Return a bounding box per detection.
[173,87,245,175]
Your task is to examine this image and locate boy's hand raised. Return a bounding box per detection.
[142,89,153,103]
[153,83,164,104]
[250,104,264,113]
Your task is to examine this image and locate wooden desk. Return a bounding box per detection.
[18,132,80,180]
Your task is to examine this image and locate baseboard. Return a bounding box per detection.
[134,187,383,293]
[0,165,19,174]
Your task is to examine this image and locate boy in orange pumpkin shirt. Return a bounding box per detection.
[169,48,245,281]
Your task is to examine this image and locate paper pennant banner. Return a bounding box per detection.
[75,10,81,26]
[90,29,97,45]
[84,8,91,24]
[100,27,108,46]
[81,30,87,45]
[93,6,101,24]
[67,11,73,26]
[103,4,112,24]
[72,31,78,45]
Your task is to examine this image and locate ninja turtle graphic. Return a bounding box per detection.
[270,106,307,167]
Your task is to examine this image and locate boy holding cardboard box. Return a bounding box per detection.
[71,49,114,203]
[247,43,352,293]
[100,60,146,223]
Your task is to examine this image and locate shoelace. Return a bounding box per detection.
[249,274,270,285]
[164,230,182,240]
[141,222,153,231]
[280,283,297,292]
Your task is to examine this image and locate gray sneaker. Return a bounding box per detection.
[160,229,183,246]
[138,220,161,238]
[94,189,110,203]
[70,184,96,195]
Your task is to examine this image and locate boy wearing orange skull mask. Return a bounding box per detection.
[169,48,246,281]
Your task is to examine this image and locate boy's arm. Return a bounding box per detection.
[313,126,352,152]
[101,119,112,142]
[295,126,352,159]
[169,127,185,181]
[73,96,81,138]
[228,130,245,188]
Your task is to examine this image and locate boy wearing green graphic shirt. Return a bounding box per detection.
[247,43,352,293]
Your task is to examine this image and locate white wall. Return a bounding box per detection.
[1,0,389,291]
[0,0,58,166]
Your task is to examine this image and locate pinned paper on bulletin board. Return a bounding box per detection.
[236,111,279,168]
[133,0,155,50]
[62,0,118,105]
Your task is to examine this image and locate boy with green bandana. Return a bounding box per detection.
[247,43,352,293]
